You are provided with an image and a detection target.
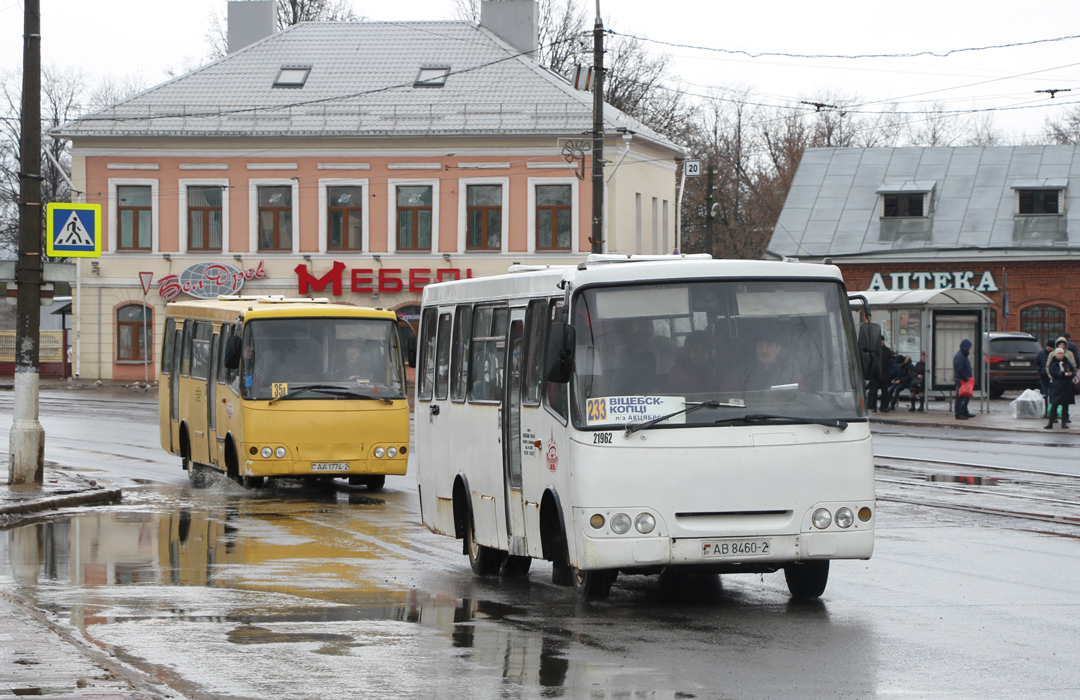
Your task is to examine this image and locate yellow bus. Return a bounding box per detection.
[158,296,410,489]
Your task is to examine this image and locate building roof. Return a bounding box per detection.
[768,145,1080,260]
[54,21,679,152]
[855,289,993,308]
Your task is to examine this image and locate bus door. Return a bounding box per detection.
[206,332,220,468]
[502,311,528,556]
[169,327,182,453]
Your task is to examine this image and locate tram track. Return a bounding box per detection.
[873,453,1080,532]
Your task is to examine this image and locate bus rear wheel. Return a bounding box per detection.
[366,475,385,491]
[466,514,503,576]
[573,568,615,602]
[784,560,829,599]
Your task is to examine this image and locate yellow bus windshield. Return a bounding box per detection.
[239,316,405,401]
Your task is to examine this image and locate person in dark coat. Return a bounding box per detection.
[908,351,926,412]
[1045,346,1076,429]
[866,337,894,412]
[953,338,975,420]
[1035,339,1054,408]
[887,354,912,410]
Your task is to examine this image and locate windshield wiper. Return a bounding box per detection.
[270,384,393,404]
[625,399,746,435]
[713,413,848,431]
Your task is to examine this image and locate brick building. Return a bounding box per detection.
[768,146,1080,346]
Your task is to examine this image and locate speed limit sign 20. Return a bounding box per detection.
[685,160,702,177]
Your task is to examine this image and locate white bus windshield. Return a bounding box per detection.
[240,317,406,401]
[570,279,865,429]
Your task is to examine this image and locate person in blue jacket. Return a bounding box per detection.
[953,338,975,420]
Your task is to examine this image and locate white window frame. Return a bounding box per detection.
[248,179,301,254]
[526,176,579,254]
[108,178,159,254]
[457,177,510,254]
[179,178,230,254]
[388,178,440,254]
[319,178,370,254]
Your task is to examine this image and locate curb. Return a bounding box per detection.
[0,488,122,525]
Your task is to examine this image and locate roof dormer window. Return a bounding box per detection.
[414,66,450,88]
[1012,179,1066,241]
[274,66,311,88]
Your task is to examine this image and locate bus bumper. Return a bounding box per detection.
[575,530,874,571]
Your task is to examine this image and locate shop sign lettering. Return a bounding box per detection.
[294,262,473,296]
[159,261,268,301]
[867,270,998,293]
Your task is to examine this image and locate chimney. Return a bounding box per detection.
[479,1,538,56]
[228,0,276,54]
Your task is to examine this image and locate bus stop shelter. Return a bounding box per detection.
[852,288,992,411]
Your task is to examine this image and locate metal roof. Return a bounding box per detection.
[854,289,993,307]
[769,145,1080,259]
[53,21,678,151]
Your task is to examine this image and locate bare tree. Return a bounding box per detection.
[1044,105,1080,145]
[907,102,962,147]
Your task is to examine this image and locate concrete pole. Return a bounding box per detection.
[9,0,45,486]
[590,2,604,254]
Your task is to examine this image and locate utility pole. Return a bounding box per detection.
[10,0,45,486]
[704,163,715,257]
[590,1,604,254]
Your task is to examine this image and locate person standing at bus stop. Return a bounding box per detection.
[953,338,975,420]
[1045,346,1075,429]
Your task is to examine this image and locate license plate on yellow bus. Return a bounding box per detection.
[312,462,350,472]
[701,539,771,558]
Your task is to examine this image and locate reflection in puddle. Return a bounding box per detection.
[929,474,999,485]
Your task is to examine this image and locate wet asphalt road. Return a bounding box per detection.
[2,390,1079,699]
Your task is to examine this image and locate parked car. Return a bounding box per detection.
[984,331,1042,398]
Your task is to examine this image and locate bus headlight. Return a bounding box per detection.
[274,447,286,459]
[374,447,385,458]
[260,447,272,459]
[812,508,832,529]
[386,447,397,458]
[835,507,854,528]
[610,513,632,534]
[635,513,656,534]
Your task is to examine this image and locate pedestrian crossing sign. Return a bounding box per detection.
[46,203,101,258]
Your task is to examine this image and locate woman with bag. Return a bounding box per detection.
[1046,346,1076,429]
[953,339,975,420]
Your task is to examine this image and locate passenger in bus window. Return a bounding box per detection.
[721,327,802,392]
[668,331,718,393]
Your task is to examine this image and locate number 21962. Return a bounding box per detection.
[593,432,612,444]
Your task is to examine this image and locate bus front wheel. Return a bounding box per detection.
[188,463,211,489]
[784,560,829,599]
[466,513,503,576]
[573,568,615,602]
[366,475,385,491]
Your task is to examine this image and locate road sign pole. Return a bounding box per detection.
[10,0,45,487]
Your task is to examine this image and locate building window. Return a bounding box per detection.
[536,184,572,251]
[1018,189,1060,214]
[117,304,152,362]
[258,185,292,251]
[327,186,363,251]
[987,308,998,332]
[414,66,450,87]
[117,185,152,250]
[188,186,223,251]
[397,185,433,251]
[466,185,502,251]
[883,193,924,218]
[1020,304,1066,347]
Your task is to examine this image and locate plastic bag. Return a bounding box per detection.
[958,377,975,397]
[1010,388,1045,419]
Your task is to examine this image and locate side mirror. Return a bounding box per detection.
[856,322,882,378]
[223,335,242,370]
[407,336,417,368]
[545,323,576,384]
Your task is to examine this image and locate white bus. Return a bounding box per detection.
[414,255,874,601]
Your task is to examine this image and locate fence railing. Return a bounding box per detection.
[0,330,66,362]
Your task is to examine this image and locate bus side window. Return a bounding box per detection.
[161,318,175,375]
[434,312,453,400]
[469,306,507,403]
[523,299,547,406]
[450,304,472,403]
[190,322,212,380]
[217,323,232,385]
[180,319,193,377]
[544,299,569,421]
[417,307,438,401]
